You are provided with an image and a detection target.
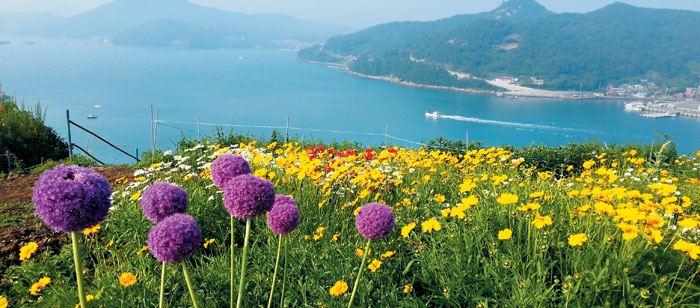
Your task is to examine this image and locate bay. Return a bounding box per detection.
[1,36,699,164]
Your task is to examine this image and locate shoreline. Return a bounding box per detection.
[299,59,656,101]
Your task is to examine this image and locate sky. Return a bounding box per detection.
[1,0,699,29]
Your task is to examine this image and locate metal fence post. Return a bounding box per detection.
[66,109,73,158]
[466,130,469,151]
[5,150,11,173]
[285,117,289,143]
[385,124,388,146]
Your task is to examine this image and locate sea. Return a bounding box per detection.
[1,36,699,164]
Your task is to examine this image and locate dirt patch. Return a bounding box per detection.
[0,166,134,280]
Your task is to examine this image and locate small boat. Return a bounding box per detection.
[87,114,97,119]
[509,95,519,99]
[93,105,102,108]
[425,111,440,118]
[624,102,644,111]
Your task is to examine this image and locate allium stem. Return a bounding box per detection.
[348,239,371,308]
[159,262,165,308]
[71,232,88,308]
[182,262,200,308]
[236,218,251,308]
[234,215,239,308]
[267,234,283,308]
[279,237,288,308]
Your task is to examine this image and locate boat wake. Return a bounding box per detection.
[439,114,595,134]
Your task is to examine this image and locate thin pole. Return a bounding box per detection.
[154,110,159,151]
[197,116,201,140]
[466,130,469,151]
[66,110,73,158]
[5,150,11,173]
[285,117,289,143]
[230,215,235,308]
[150,106,155,164]
[267,234,283,308]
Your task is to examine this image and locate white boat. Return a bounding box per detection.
[624,102,644,111]
[87,114,97,119]
[425,111,440,118]
[93,105,102,108]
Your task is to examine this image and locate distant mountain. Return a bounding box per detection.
[300,0,700,91]
[0,0,351,49]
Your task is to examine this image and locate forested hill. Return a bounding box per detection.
[299,0,700,91]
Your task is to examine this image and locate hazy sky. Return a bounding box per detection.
[2,0,699,28]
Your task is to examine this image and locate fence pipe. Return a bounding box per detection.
[66,110,73,158]
[67,120,140,162]
[70,143,105,165]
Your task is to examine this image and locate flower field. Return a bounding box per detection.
[2,136,700,307]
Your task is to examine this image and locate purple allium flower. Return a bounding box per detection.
[32,165,111,233]
[267,195,300,235]
[355,203,395,240]
[222,174,275,219]
[211,154,251,188]
[147,214,201,263]
[140,182,188,223]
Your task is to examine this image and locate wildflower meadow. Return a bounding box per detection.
[1,134,700,307]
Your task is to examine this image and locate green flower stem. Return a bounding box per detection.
[234,215,239,308]
[159,262,166,308]
[279,237,288,308]
[182,262,200,308]
[236,218,252,308]
[70,232,88,308]
[348,238,371,308]
[267,234,283,308]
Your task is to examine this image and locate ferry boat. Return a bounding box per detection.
[87,114,98,119]
[425,111,440,118]
[624,102,645,111]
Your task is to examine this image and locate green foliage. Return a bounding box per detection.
[0,97,69,173]
[29,155,100,175]
[302,0,700,91]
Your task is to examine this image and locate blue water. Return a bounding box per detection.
[1,36,699,164]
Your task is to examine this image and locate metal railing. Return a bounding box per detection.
[66,110,140,164]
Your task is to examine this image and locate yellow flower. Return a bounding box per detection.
[329,281,348,296]
[401,222,416,238]
[678,218,698,229]
[19,242,39,261]
[421,219,441,233]
[616,223,639,240]
[673,239,700,259]
[74,295,94,308]
[368,259,382,272]
[29,276,50,295]
[568,233,588,247]
[432,194,446,202]
[381,251,396,259]
[459,179,476,193]
[461,195,479,208]
[203,238,215,248]
[496,193,519,205]
[403,284,413,293]
[355,248,371,257]
[531,213,552,229]
[136,246,148,256]
[254,168,268,178]
[131,192,141,200]
[441,208,451,217]
[0,296,7,308]
[332,233,340,242]
[498,229,512,240]
[583,160,595,169]
[119,272,137,287]
[83,224,101,236]
[517,202,541,211]
[104,240,114,251]
[529,191,544,199]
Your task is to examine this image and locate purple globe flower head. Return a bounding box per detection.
[222,174,275,219]
[32,165,111,233]
[140,182,188,224]
[355,203,395,240]
[147,214,201,263]
[211,154,251,189]
[267,195,300,235]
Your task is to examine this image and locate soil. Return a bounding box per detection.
[0,166,133,280]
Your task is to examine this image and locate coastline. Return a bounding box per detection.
[300,59,630,101]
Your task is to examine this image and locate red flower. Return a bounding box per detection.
[365,148,374,153]
[365,153,374,161]
[315,145,325,153]
[387,148,397,154]
[0,107,4,111]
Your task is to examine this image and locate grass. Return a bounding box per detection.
[1,136,699,307]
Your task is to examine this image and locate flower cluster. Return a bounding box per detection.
[223,174,275,219]
[267,195,300,235]
[140,182,188,223]
[147,214,201,263]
